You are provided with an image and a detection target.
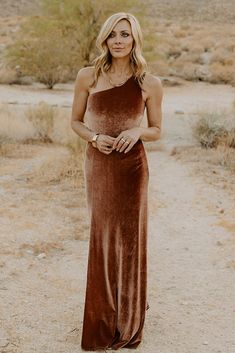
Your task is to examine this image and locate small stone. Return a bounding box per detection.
[181,301,188,305]
[216,241,223,246]
[37,252,46,259]
[203,341,209,345]
[175,110,185,114]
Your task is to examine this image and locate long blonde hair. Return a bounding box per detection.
[92,12,148,86]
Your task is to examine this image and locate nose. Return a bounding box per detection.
[114,35,122,44]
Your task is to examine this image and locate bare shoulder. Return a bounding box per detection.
[75,66,95,91]
[141,73,163,101]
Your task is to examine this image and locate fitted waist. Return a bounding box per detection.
[86,138,145,158]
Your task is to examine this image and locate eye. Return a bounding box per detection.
[108,32,115,38]
[122,33,129,37]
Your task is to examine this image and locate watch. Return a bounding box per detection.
[91,133,100,148]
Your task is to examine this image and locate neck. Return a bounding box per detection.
[109,57,132,75]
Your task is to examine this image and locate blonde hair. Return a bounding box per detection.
[92,12,148,86]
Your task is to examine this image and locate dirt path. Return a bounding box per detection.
[0,81,235,353]
[146,148,235,353]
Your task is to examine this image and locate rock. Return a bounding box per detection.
[37,252,46,259]
[203,341,209,345]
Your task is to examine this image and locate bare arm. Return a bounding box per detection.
[70,68,96,142]
[70,67,116,154]
[139,75,163,142]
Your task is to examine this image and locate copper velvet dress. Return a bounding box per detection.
[81,75,149,351]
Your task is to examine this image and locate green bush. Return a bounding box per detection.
[5,0,148,88]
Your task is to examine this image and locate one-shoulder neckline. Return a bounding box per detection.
[88,74,134,97]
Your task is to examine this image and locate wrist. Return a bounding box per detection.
[135,127,142,139]
[91,133,100,148]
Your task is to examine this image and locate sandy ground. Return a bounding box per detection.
[0,80,235,353]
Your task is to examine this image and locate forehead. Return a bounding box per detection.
[112,19,131,32]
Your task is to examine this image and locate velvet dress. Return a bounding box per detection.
[81,75,149,351]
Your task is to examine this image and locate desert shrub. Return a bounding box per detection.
[174,29,187,38]
[5,18,73,89]
[0,64,20,84]
[208,62,235,85]
[31,149,85,185]
[210,48,232,65]
[0,103,35,143]
[192,110,235,149]
[5,0,147,88]
[26,102,55,142]
[172,61,200,80]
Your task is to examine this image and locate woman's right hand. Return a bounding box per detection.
[96,134,116,155]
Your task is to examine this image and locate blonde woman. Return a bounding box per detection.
[71,12,163,351]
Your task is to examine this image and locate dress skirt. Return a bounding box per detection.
[81,138,149,350]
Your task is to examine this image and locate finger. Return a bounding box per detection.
[104,139,115,148]
[116,140,125,151]
[103,144,113,150]
[106,136,116,144]
[107,136,116,142]
[112,137,122,149]
[119,141,130,152]
[115,138,126,151]
[102,145,113,153]
[103,149,112,154]
[124,141,135,153]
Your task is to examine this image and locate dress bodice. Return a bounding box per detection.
[84,75,145,137]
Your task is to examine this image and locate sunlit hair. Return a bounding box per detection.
[92,12,148,86]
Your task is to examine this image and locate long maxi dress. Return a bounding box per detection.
[81,75,149,351]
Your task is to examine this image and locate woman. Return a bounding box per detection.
[71,12,163,351]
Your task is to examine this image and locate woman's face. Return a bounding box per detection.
[106,19,134,59]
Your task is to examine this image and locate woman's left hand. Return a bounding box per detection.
[112,127,141,153]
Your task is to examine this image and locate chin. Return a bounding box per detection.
[111,52,131,59]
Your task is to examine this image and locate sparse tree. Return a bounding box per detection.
[5,0,148,89]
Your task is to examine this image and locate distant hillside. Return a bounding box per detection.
[148,0,235,24]
[0,0,235,24]
[0,0,234,86]
[0,0,39,17]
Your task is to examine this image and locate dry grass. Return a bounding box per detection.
[0,102,86,148]
[169,106,235,189]
[0,64,19,84]
[0,2,235,86]
[170,145,235,192]
[18,240,65,257]
[0,102,86,188]
[0,103,36,146]
[191,109,235,149]
[147,22,235,85]
[25,101,55,142]
[26,147,85,188]
[0,140,38,158]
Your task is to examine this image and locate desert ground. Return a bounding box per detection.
[0,78,235,353]
[1,1,235,353]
